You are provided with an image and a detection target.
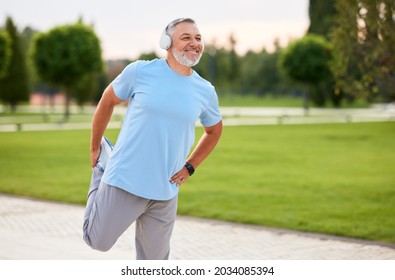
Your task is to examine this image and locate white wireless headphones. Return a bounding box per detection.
[159,28,172,50]
[159,18,200,50]
[159,18,190,50]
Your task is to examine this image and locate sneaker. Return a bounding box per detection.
[96,136,114,171]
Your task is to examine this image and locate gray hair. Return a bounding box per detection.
[165,18,196,37]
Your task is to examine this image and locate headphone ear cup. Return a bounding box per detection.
[159,31,172,50]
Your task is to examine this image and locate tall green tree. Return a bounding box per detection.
[21,27,39,92]
[194,43,234,95]
[239,50,263,95]
[308,0,341,106]
[31,22,103,118]
[331,0,395,103]
[279,35,333,109]
[0,17,30,111]
[69,73,100,109]
[308,0,337,39]
[0,30,12,78]
[228,34,240,85]
[193,42,217,85]
[239,48,284,96]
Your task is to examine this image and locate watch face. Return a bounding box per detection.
[185,163,194,175]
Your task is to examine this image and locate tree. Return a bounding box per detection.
[0,30,12,78]
[253,50,283,95]
[239,50,263,95]
[331,0,395,103]
[228,34,240,84]
[0,17,30,111]
[308,0,341,107]
[239,48,284,96]
[21,27,39,93]
[279,35,333,109]
[194,43,234,95]
[308,0,337,39]
[193,42,217,85]
[31,22,103,118]
[138,51,158,61]
[69,73,100,109]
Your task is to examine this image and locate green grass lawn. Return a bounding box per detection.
[0,122,394,243]
[218,94,370,108]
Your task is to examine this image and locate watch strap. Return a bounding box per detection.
[184,162,195,176]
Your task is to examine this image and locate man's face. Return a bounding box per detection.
[170,22,204,67]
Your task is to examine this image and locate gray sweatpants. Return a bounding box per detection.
[83,166,178,260]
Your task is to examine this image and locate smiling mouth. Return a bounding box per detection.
[185,48,200,54]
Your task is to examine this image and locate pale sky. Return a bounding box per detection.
[1,0,310,60]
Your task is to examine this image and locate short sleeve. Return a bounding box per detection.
[112,62,138,100]
[200,88,222,127]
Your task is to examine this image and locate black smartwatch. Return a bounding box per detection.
[184,162,195,176]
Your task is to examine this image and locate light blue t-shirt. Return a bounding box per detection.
[102,58,222,200]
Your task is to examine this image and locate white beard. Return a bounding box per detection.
[171,47,202,67]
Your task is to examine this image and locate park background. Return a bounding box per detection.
[0,0,394,247]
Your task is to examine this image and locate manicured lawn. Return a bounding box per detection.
[182,122,395,244]
[0,122,394,243]
[218,94,370,108]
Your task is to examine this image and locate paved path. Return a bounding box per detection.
[1,195,394,260]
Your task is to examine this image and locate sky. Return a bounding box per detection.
[1,0,310,60]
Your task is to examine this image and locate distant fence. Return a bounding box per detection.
[1,105,394,132]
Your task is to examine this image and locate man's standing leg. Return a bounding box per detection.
[135,196,178,260]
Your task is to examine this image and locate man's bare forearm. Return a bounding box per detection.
[90,84,123,167]
[186,120,223,169]
[91,103,114,152]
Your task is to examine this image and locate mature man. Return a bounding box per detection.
[83,18,222,260]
